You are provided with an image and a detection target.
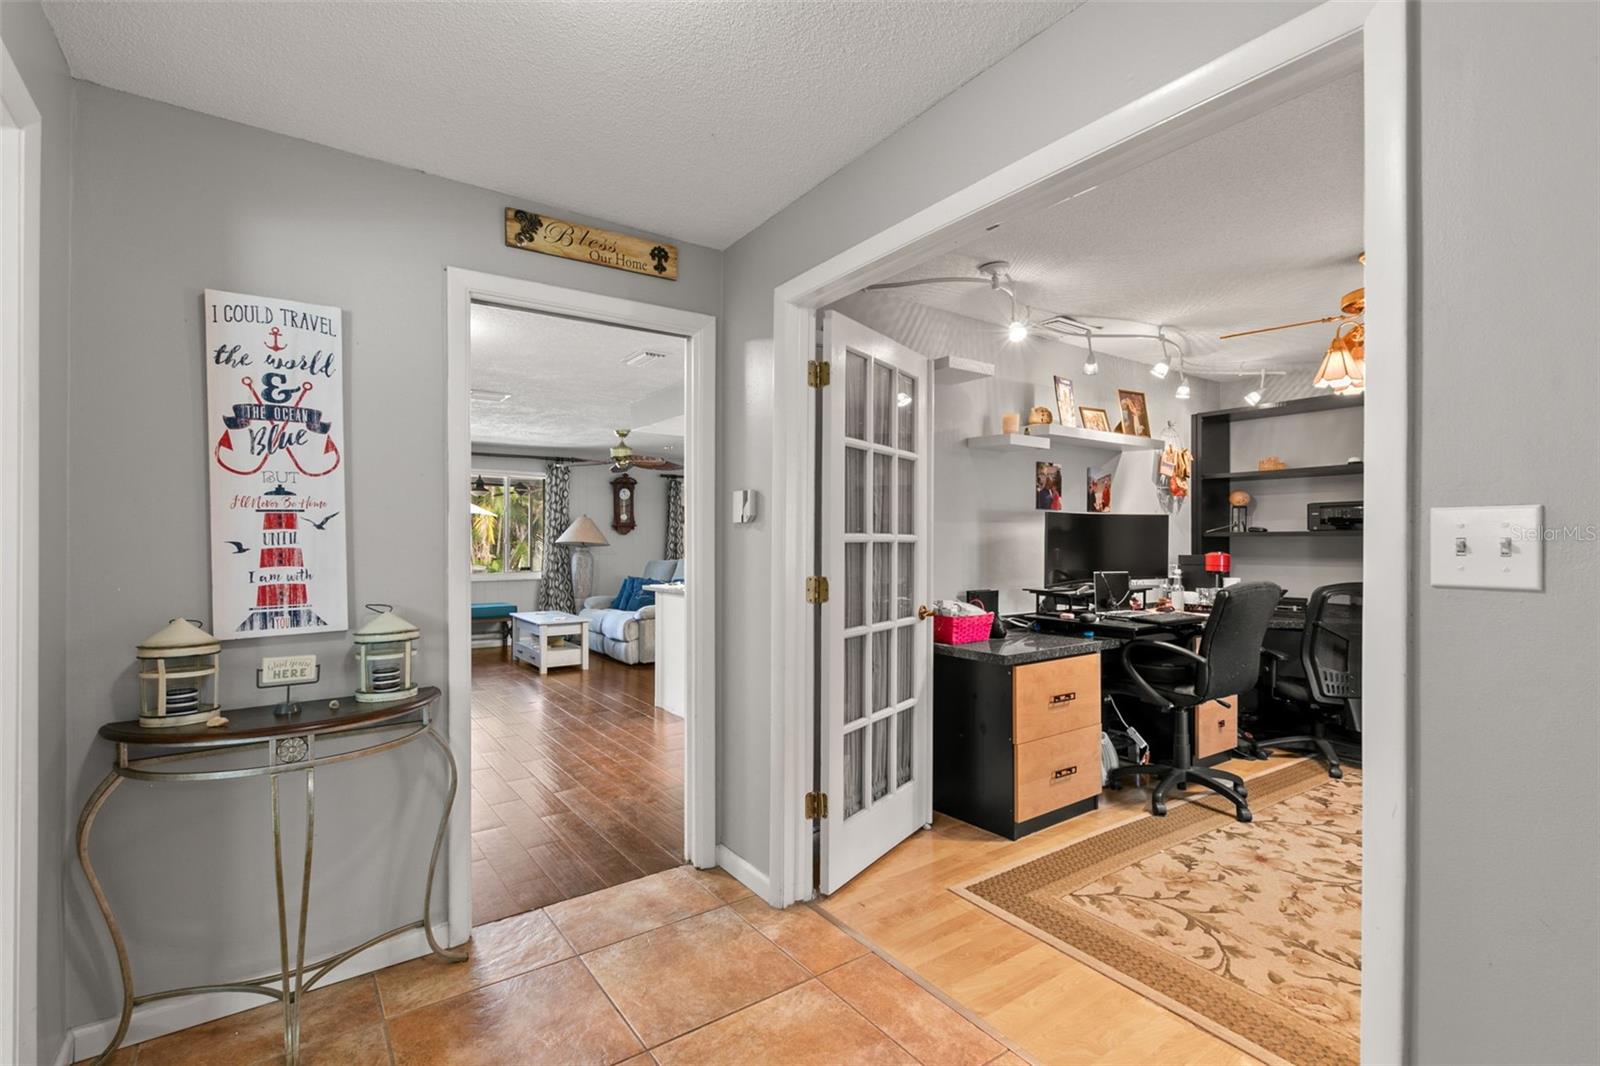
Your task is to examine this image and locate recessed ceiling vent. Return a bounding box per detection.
[622,348,673,367]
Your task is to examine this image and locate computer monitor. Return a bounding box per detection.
[1044,512,1169,585]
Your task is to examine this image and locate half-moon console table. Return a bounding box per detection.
[78,685,466,1065]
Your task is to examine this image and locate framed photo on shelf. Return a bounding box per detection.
[1053,376,1077,427]
[1116,388,1151,437]
[1079,406,1111,432]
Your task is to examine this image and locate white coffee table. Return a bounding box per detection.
[509,611,590,675]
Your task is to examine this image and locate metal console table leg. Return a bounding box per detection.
[77,690,464,1066]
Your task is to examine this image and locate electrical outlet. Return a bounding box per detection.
[1429,505,1544,591]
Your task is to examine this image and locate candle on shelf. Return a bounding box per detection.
[1001,411,1020,434]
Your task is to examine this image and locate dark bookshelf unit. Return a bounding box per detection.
[1192,394,1365,554]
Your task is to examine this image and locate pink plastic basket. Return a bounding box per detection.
[933,612,994,645]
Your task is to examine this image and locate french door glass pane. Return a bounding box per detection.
[897,458,914,534]
[896,708,914,788]
[872,629,892,712]
[872,361,894,446]
[844,636,865,723]
[845,447,865,534]
[846,352,868,441]
[871,717,891,802]
[897,372,916,452]
[872,453,892,533]
[843,727,865,819]
[896,546,913,619]
[897,625,914,702]
[845,543,864,629]
[872,543,892,623]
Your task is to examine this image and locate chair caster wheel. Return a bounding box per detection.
[1236,809,1253,823]
[1151,801,1167,817]
[1328,766,1343,779]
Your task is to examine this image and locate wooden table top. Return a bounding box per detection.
[99,686,440,746]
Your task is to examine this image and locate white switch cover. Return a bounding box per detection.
[1429,505,1543,590]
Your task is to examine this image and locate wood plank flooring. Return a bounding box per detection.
[469,648,683,923]
[816,752,1331,1066]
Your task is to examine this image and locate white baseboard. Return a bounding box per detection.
[714,844,774,906]
[67,927,434,1061]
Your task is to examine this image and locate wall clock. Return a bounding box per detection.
[611,473,637,535]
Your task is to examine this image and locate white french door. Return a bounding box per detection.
[817,311,932,894]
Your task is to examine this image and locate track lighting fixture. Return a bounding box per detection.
[1150,338,1171,379]
[1007,320,1029,344]
[1175,374,1191,401]
[1243,370,1265,407]
[1082,334,1099,376]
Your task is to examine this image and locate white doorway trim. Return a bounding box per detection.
[766,3,1409,1062]
[0,41,43,1066]
[445,269,718,942]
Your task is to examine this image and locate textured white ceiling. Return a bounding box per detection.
[469,303,684,459]
[43,0,1076,249]
[878,72,1364,378]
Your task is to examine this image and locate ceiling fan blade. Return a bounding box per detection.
[630,457,683,470]
[1219,314,1349,341]
[864,276,994,292]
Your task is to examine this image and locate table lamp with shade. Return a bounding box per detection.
[556,515,609,602]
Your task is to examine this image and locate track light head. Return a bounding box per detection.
[1007,320,1029,344]
[1150,358,1170,380]
[1175,377,1191,401]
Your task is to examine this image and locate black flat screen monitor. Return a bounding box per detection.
[1044,513,1169,585]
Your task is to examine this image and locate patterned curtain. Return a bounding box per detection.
[664,476,685,561]
[537,462,575,612]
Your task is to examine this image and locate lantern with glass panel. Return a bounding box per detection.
[352,604,419,703]
[136,618,222,728]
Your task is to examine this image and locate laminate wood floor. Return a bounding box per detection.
[816,752,1336,1066]
[469,648,683,923]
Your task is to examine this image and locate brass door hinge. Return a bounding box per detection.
[807,360,831,388]
[805,575,829,604]
[805,792,829,819]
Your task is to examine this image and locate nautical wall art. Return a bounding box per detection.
[205,289,349,639]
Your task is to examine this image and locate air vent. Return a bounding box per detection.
[622,348,672,367]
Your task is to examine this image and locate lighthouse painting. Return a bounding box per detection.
[205,289,349,639]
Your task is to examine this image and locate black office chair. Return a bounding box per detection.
[1105,581,1282,822]
[1257,582,1362,778]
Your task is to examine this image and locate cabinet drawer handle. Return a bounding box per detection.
[1049,691,1076,705]
[1052,765,1078,780]
[1217,718,1227,729]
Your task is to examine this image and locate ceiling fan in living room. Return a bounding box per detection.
[1219,255,1367,397]
[569,429,682,473]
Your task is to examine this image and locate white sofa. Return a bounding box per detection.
[579,559,684,664]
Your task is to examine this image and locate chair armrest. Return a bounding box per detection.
[582,595,615,610]
[634,605,657,621]
[1118,638,1206,707]
[1261,647,1288,689]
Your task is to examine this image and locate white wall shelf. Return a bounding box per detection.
[932,355,996,384]
[965,432,1050,451]
[964,424,1163,453]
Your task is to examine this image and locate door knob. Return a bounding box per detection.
[916,605,935,621]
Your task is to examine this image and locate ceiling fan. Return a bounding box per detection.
[570,429,682,472]
[1219,281,1366,397]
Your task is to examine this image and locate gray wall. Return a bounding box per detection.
[1412,3,1599,1062]
[829,292,1221,614]
[0,3,73,1059]
[716,0,1315,872]
[61,82,720,1032]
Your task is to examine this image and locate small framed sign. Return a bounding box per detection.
[504,208,678,280]
[260,655,317,685]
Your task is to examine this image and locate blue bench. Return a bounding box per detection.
[471,601,516,653]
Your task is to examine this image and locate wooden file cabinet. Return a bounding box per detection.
[1193,695,1239,762]
[933,650,1103,840]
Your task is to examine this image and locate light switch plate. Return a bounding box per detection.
[1429,505,1543,590]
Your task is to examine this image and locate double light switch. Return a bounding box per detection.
[1429,505,1544,591]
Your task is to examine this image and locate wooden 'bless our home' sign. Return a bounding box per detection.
[504,208,678,280]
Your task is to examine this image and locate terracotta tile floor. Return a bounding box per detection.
[469,648,684,923]
[87,865,1017,1066]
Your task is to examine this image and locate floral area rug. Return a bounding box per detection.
[955,759,1360,1066]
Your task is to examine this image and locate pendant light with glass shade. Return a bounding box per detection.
[1313,287,1366,395]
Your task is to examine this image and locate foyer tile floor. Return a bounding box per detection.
[469,648,684,922]
[85,865,1019,1066]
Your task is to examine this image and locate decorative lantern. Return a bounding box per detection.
[136,618,221,728]
[1227,489,1253,533]
[352,604,419,703]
